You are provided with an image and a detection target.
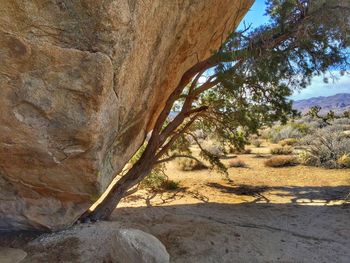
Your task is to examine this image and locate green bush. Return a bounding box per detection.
[270,146,293,155]
[264,156,298,167]
[141,172,180,191]
[161,180,180,190]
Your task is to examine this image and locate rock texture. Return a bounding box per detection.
[24,222,169,263]
[0,247,27,263]
[0,0,253,230]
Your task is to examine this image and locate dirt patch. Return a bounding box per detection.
[116,152,350,262]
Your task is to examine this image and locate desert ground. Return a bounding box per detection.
[115,144,350,263]
[1,144,349,263]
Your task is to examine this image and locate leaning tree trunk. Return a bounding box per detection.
[80,58,214,222]
[80,151,157,221]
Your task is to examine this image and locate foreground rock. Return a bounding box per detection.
[23,221,169,263]
[0,247,27,263]
[0,0,253,230]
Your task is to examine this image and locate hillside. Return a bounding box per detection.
[293,93,350,114]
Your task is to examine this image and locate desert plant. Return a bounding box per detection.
[202,141,226,156]
[140,172,167,190]
[264,156,298,167]
[161,180,180,190]
[231,148,252,154]
[251,139,263,147]
[177,158,207,171]
[298,151,316,166]
[337,154,350,168]
[228,158,246,168]
[270,146,293,155]
[243,148,252,154]
[268,124,306,143]
[140,170,179,191]
[300,126,350,168]
[279,138,298,146]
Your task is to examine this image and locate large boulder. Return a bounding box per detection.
[24,222,169,263]
[0,0,253,230]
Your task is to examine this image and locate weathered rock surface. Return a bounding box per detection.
[0,0,252,230]
[24,222,169,263]
[0,247,27,263]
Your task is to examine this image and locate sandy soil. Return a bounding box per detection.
[115,148,350,263]
[1,145,349,263]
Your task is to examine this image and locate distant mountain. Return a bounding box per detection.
[292,93,350,114]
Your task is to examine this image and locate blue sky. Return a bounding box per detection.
[237,0,350,100]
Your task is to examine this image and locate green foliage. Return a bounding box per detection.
[140,172,180,191]
[130,143,179,190]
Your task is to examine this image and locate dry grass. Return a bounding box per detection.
[177,158,207,171]
[228,158,246,168]
[270,145,293,155]
[264,155,299,167]
[279,138,298,146]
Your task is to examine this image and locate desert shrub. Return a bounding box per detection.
[161,180,180,190]
[228,158,246,168]
[270,146,293,155]
[298,151,316,166]
[260,128,271,140]
[331,118,350,126]
[279,138,298,146]
[241,148,252,154]
[251,139,263,147]
[177,158,207,171]
[300,126,350,168]
[269,126,302,143]
[202,141,225,156]
[337,154,350,168]
[233,148,252,154]
[264,156,298,167]
[141,170,179,191]
[295,116,325,130]
[141,172,167,189]
[231,148,252,154]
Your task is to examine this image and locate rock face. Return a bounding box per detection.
[0,0,252,230]
[24,222,170,263]
[0,247,27,263]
